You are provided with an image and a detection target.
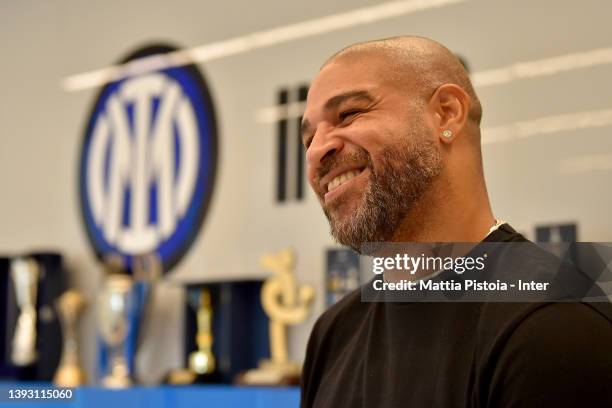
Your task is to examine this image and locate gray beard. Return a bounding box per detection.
[324,138,442,253]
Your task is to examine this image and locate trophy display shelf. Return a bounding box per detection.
[0,382,300,407]
[175,277,269,385]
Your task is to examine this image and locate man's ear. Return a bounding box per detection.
[428,84,470,143]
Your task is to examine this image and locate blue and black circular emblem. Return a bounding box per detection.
[79,44,218,273]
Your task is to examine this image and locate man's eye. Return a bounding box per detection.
[339,110,360,121]
[303,137,313,149]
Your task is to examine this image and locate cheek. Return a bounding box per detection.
[349,116,393,148]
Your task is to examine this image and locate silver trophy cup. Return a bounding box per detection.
[97,274,133,388]
[10,257,40,366]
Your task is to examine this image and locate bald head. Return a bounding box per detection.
[323,36,482,125]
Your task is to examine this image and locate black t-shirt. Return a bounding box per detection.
[301,225,612,407]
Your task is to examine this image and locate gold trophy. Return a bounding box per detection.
[10,257,39,366]
[97,274,133,388]
[54,290,87,387]
[168,287,218,385]
[188,288,216,375]
[241,249,315,385]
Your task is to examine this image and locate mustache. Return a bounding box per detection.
[316,149,372,183]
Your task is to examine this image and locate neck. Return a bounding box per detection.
[391,176,495,243]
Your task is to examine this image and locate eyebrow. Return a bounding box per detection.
[300,89,375,140]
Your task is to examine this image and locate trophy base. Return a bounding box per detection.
[237,360,301,386]
[165,369,224,385]
[166,369,196,385]
[102,375,131,389]
[54,365,87,387]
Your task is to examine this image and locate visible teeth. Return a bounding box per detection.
[327,170,361,192]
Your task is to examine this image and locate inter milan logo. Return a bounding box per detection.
[79,44,218,273]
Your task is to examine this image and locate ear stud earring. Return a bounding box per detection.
[442,129,453,138]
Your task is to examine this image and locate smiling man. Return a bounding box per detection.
[300,36,612,407]
[302,36,492,249]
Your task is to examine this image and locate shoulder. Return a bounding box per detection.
[476,300,612,362]
[484,236,600,300]
[486,302,612,406]
[504,302,612,358]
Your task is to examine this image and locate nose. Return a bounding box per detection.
[305,125,345,169]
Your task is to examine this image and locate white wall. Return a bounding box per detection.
[2,0,612,383]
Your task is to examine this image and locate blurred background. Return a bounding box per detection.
[0,0,611,402]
